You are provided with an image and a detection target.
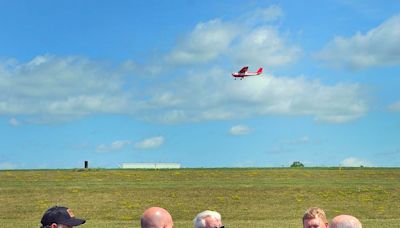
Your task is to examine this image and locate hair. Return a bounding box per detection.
[193,210,221,228]
[302,207,328,224]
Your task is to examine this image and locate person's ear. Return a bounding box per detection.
[325,223,329,228]
[50,223,58,228]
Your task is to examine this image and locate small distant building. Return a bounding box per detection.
[120,163,181,169]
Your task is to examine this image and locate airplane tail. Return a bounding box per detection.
[257,68,263,74]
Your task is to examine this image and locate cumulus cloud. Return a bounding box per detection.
[164,6,299,67]
[135,136,165,149]
[0,54,367,125]
[229,125,253,135]
[232,27,301,67]
[0,55,134,123]
[96,140,132,153]
[143,68,367,123]
[340,157,371,167]
[316,15,400,69]
[165,19,238,64]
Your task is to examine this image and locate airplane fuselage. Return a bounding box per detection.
[231,72,260,78]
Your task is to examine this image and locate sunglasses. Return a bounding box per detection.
[213,226,224,228]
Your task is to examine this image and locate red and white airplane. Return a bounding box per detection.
[232,66,263,79]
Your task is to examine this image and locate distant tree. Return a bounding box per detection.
[290,161,304,168]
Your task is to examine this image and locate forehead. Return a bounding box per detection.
[204,216,221,225]
[58,225,73,228]
[304,218,323,225]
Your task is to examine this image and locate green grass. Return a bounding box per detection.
[0,168,399,227]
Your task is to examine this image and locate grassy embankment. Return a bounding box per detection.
[0,168,399,227]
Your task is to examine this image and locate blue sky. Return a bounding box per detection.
[1,0,400,169]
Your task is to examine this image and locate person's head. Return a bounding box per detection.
[302,207,328,228]
[40,206,85,228]
[141,207,173,228]
[193,210,223,228]
[330,214,362,228]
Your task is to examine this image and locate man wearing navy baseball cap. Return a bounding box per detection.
[40,206,86,228]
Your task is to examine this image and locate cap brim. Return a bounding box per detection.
[62,218,86,226]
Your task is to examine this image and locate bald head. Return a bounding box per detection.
[141,207,174,228]
[330,215,362,228]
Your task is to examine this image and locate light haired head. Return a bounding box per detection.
[330,214,362,228]
[302,207,328,228]
[193,210,222,228]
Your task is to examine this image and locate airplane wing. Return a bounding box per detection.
[238,66,248,73]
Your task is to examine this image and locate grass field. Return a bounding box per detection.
[0,168,399,227]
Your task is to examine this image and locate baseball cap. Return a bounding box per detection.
[41,206,86,227]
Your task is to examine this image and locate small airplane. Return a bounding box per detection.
[232,66,263,80]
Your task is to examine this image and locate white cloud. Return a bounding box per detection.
[144,68,367,124]
[0,55,367,125]
[164,6,299,67]
[251,5,284,23]
[27,55,48,67]
[0,162,18,170]
[232,27,301,67]
[165,19,238,64]
[388,101,400,111]
[96,140,132,153]
[135,136,165,149]
[0,55,134,123]
[340,157,371,167]
[9,117,20,126]
[317,15,400,69]
[229,125,253,135]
